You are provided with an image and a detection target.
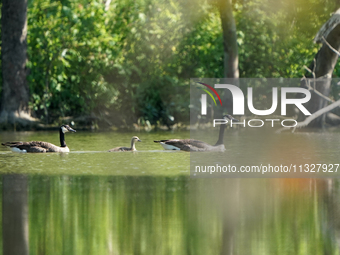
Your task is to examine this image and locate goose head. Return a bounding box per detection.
[132,136,142,143]
[130,136,141,151]
[224,115,239,122]
[61,125,76,133]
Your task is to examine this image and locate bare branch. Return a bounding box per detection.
[104,0,111,11]
[322,36,340,56]
[303,65,315,80]
[276,99,340,133]
[301,76,334,103]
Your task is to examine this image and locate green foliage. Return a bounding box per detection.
[22,0,338,126]
[27,0,119,122]
[235,0,335,78]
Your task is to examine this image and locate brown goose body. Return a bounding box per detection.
[154,139,224,152]
[1,125,76,153]
[2,141,71,153]
[109,136,141,152]
[154,115,238,152]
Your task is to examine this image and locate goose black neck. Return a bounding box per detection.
[214,124,226,146]
[60,129,67,147]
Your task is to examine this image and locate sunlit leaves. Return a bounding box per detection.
[27,0,119,122]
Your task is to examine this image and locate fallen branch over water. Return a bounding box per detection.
[276,99,340,133]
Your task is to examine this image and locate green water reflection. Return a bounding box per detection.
[0,176,336,255]
[0,131,340,254]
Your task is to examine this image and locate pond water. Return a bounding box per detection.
[0,129,340,254]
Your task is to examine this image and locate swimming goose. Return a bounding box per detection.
[154,115,238,152]
[1,125,76,153]
[108,136,141,152]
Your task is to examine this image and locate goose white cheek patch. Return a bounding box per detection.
[61,127,68,133]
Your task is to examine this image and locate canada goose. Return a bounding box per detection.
[108,136,141,152]
[1,125,76,153]
[154,115,238,152]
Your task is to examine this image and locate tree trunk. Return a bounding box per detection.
[217,0,239,116]
[0,0,31,126]
[299,9,340,127]
[218,0,239,79]
[3,175,29,255]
